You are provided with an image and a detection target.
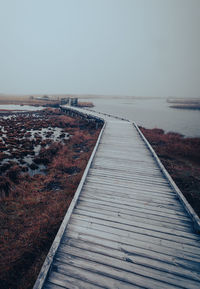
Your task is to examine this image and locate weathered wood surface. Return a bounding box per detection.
[34,107,200,289]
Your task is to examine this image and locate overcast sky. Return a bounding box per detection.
[0,0,199,97]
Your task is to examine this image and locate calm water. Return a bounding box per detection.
[0,104,44,111]
[85,97,200,137]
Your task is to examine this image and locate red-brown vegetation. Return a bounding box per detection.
[0,109,101,289]
[140,127,200,217]
[77,101,94,107]
[0,95,60,107]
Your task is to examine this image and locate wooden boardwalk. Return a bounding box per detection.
[34,108,200,289]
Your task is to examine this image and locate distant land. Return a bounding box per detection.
[1,93,200,111]
[1,93,200,100]
[167,97,200,110]
[0,94,94,108]
[0,93,162,100]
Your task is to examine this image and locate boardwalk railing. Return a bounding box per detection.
[60,106,104,128]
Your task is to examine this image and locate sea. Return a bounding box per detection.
[84,97,200,138]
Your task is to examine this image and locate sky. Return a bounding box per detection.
[0,0,200,97]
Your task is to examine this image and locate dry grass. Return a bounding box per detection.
[77,101,94,107]
[0,94,59,107]
[0,109,101,289]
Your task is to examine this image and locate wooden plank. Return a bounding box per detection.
[81,187,183,208]
[85,176,173,191]
[84,181,177,199]
[79,193,188,218]
[53,257,177,289]
[95,158,159,168]
[84,182,176,201]
[95,154,157,163]
[51,262,139,289]
[64,230,200,270]
[44,281,66,289]
[61,237,200,277]
[88,168,168,183]
[46,271,103,289]
[56,245,200,288]
[81,185,180,203]
[69,219,200,255]
[85,178,176,194]
[86,174,170,188]
[66,225,200,263]
[73,207,198,240]
[92,164,162,176]
[78,195,191,223]
[90,166,165,179]
[71,214,200,248]
[77,200,193,231]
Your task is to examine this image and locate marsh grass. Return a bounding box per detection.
[0,109,101,289]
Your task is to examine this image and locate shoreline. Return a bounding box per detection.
[167,97,200,110]
[0,97,95,110]
[170,105,200,110]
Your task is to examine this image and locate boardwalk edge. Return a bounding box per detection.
[33,113,106,289]
[133,122,200,234]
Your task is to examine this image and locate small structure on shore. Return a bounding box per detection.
[69,98,78,106]
[34,95,50,101]
[60,97,78,106]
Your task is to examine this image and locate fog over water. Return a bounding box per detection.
[0,0,200,97]
[0,1,200,136]
[86,98,200,137]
